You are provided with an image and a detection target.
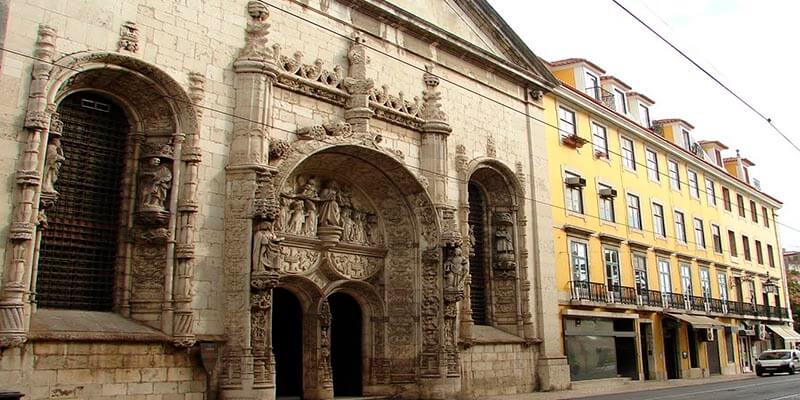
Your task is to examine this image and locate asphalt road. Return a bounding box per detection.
[575,374,800,400]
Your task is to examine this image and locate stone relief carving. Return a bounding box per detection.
[240,0,272,60]
[252,220,284,273]
[486,136,497,157]
[138,157,173,212]
[443,247,467,293]
[118,21,140,53]
[330,253,382,280]
[41,117,65,194]
[278,176,382,247]
[369,84,424,130]
[273,46,344,91]
[319,300,333,387]
[493,213,517,277]
[280,246,319,274]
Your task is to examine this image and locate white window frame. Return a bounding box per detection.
[639,103,651,128]
[613,87,627,114]
[598,183,615,223]
[564,171,583,214]
[627,193,642,230]
[645,148,660,182]
[591,121,609,158]
[694,218,705,249]
[569,240,589,282]
[699,268,712,300]
[688,169,700,199]
[680,263,693,296]
[558,106,576,138]
[706,178,717,205]
[681,129,692,151]
[652,202,666,238]
[658,257,672,294]
[621,136,636,171]
[604,247,621,290]
[717,272,728,301]
[633,253,648,293]
[668,159,680,190]
[585,71,599,99]
[674,210,687,243]
[711,224,722,253]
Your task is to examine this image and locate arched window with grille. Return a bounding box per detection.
[468,181,488,325]
[37,92,129,311]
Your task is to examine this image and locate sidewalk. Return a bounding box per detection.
[486,373,754,400]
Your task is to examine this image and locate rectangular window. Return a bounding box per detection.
[658,258,672,293]
[668,160,680,190]
[711,224,722,253]
[682,129,692,151]
[646,149,659,181]
[742,235,751,261]
[592,122,609,158]
[737,194,745,217]
[688,170,700,198]
[627,194,642,230]
[674,211,687,243]
[706,179,716,205]
[768,244,775,267]
[652,203,665,237]
[559,107,576,137]
[717,272,728,301]
[585,71,599,99]
[722,187,732,211]
[621,137,636,170]
[693,218,705,248]
[750,200,758,223]
[598,184,615,222]
[633,254,648,293]
[728,230,738,257]
[762,206,770,227]
[604,248,621,290]
[725,328,735,363]
[755,240,764,264]
[614,88,627,113]
[565,172,583,214]
[570,240,589,282]
[699,268,712,299]
[680,263,693,295]
[639,103,651,128]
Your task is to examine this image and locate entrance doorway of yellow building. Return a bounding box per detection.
[640,322,655,380]
[663,319,681,379]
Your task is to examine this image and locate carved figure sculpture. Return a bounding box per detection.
[139,157,172,211]
[252,221,283,273]
[317,180,342,227]
[42,137,65,193]
[495,225,513,254]
[286,199,305,234]
[444,247,468,291]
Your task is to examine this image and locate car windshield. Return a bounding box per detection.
[759,351,792,360]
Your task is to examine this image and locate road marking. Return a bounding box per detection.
[644,378,788,400]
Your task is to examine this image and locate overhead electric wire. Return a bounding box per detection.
[1,6,798,246]
[610,0,800,154]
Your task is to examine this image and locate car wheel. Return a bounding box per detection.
[757,369,763,377]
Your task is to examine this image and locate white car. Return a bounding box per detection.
[756,349,800,376]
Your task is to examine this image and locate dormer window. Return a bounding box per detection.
[613,88,627,113]
[714,149,723,166]
[682,129,692,151]
[639,103,651,128]
[585,71,599,100]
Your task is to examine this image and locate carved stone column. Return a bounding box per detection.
[0,25,57,350]
[342,32,374,133]
[172,72,206,348]
[222,2,278,398]
[419,65,452,206]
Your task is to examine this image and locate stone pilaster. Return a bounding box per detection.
[419,64,452,207]
[343,32,374,133]
[172,72,206,348]
[0,25,57,350]
[222,2,278,398]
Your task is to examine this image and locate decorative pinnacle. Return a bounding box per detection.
[423,64,440,88]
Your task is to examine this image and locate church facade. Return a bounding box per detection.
[0,0,570,398]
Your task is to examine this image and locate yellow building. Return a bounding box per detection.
[545,58,797,382]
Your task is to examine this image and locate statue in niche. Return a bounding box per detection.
[138,157,172,211]
[42,137,65,194]
[351,210,365,242]
[341,207,354,240]
[317,180,342,227]
[495,225,513,254]
[299,177,319,236]
[252,221,283,273]
[274,196,289,232]
[286,199,305,235]
[444,247,468,292]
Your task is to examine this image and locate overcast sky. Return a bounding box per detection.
[488,0,800,252]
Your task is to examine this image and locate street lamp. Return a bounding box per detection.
[763,278,779,294]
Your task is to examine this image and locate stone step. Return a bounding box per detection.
[570,377,634,391]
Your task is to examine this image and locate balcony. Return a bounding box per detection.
[568,281,790,320]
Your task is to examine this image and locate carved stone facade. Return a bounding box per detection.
[0,0,569,399]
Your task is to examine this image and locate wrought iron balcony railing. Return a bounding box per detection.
[568,281,789,319]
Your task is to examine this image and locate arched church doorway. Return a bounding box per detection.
[329,292,362,396]
[274,288,304,398]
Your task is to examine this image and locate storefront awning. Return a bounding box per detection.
[765,324,800,341]
[666,313,726,328]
